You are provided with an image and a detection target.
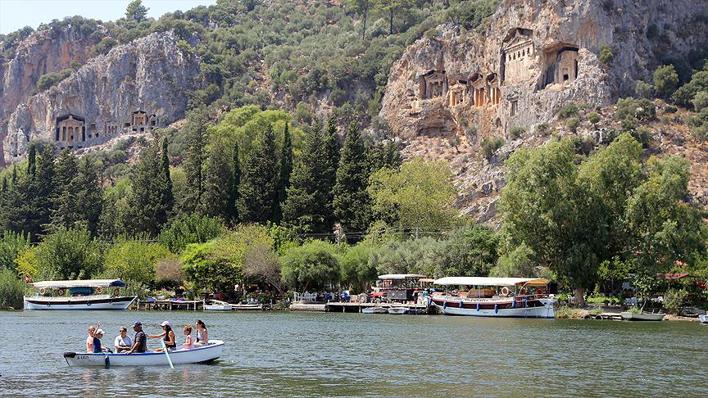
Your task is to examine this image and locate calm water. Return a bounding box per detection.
[0,311,706,397]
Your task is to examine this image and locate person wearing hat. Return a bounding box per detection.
[125,321,147,354]
[92,328,108,353]
[149,321,176,351]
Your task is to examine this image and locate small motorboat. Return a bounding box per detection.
[362,306,388,314]
[63,340,224,367]
[387,307,410,315]
[620,312,665,321]
[699,314,708,324]
[204,300,233,311]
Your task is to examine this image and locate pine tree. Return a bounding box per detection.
[128,142,171,236]
[275,122,293,224]
[74,158,103,235]
[322,116,340,228]
[333,122,371,237]
[200,141,235,222]
[282,123,331,233]
[22,145,55,240]
[238,125,279,224]
[183,108,209,214]
[231,142,240,223]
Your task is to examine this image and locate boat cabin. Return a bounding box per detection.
[372,274,433,303]
[30,279,127,297]
[433,277,550,298]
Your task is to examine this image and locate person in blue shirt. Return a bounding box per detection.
[92,329,109,353]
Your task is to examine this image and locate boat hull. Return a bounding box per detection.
[432,297,555,318]
[24,296,136,310]
[64,341,224,367]
[620,312,665,321]
[204,305,233,311]
[699,314,708,324]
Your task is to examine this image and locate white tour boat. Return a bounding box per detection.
[24,279,136,310]
[204,299,234,311]
[431,277,556,318]
[63,340,225,367]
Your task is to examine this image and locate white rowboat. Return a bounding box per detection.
[620,312,665,321]
[387,307,409,315]
[63,340,224,367]
[699,314,708,324]
[361,307,388,314]
[204,300,234,311]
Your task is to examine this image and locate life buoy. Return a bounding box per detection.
[95,287,103,294]
[57,288,66,296]
[39,288,46,295]
[113,288,120,296]
[500,287,510,296]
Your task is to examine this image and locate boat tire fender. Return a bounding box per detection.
[39,288,46,295]
[95,287,103,294]
[57,288,65,296]
[113,288,120,296]
[500,287,510,297]
[459,300,463,308]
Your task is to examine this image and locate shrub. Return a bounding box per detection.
[662,288,688,314]
[588,112,601,125]
[566,117,580,132]
[558,103,579,119]
[158,214,224,253]
[693,90,708,111]
[634,81,653,99]
[653,65,679,98]
[280,240,340,291]
[509,127,525,139]
[35,227,104,280]
[599,45,613,65]
[0,269,25,310]
[672,70,708,108]
[664,105,678,113]
[481,137,504,160]
[155,255,183,288]
[616,97,656,122]
[0,231,30,271]
[536,123,550,135]
[36,68,73,91]
[103,240,171,287]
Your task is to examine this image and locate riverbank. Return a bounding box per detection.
[554,306,703,322]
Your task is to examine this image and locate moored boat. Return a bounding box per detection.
[24,279,136,311]
[387,307,409,315]
[362,306,388,314]
[699,314,708,324]
[620,312,665,321]
[431,277,556,318]
[203,300,234,311]
[63,340,224,367]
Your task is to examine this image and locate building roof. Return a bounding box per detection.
[56,114,85,123]
[377,274,428,280]
[32,279,126,289]
[434,277,550,287]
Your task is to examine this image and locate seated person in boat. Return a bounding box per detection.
[149,321,176,351]
[85,325,96,352]
[92,329,110,353]
[182,325,194,349]
[125,321,147,354]
[195,320,208,345]
[114,326,132,353]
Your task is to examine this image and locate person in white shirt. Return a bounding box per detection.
[114,326,132,353]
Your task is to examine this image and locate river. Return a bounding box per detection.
[0,311,706,397]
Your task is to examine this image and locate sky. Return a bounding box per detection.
[0,0,216,34]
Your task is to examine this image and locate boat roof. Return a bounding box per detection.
[434,277,549,287]
[378,274,428,280]
[32,279,126,288]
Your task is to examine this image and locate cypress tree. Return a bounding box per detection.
[275,122,293,224]
[160,138,174,215]
[333,122,371,237]
[231,142,240,223]
[238,124,278,224]
[74,158,103,235]
[200,141,235,222]
[26,144,37,177]
[322,116,340,228]
[282,123,330,233]
[128,142,170,236]
[24,145,55,240]
[183,108,209,213]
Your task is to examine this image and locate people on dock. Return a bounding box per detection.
[149,321,176,351]
[86,325,96,352]
[182,325,194,349]
[125,321,147,354]
[114,326,132,353]
[195,320,208,345]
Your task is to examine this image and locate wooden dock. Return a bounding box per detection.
[289,301,429,314]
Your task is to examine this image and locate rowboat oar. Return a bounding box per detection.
[161,340,174,369]
[103,351,110,369]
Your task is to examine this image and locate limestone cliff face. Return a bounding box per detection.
[380,0,708,221]
[2,31,200,164]
[0,25,103,161]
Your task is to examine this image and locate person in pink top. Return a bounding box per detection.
[182,325,194,349]
[85,325,96,352]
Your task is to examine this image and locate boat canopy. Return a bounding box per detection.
[32,279,127,289]
[377,274,428,280]
[434,277,549,287]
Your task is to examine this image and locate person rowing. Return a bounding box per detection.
[149,321,176,351]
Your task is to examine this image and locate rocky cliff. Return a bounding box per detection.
[1,30,200,164]
[380,0,708,221]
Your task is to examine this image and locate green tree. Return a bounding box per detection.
[275,123,293,224]
[489,243,538,278]
[128,142,172,236]
[103,239,171,287]
[347,0,371,40]
[158,213,224,253]
[22,145,55,240]
[500,140,607,305]
[0,269,25,309]
[280,240,340,291]
[35,226,104,280]
[238,124,279,223]
[368,158,458,237]
[333,122,371,238]
[323,117,340,228]
[201,138,236,222]
[160,138,174,216]
[0,231,30,271]
[182,108,209,214]
[653,65,679,98]
[436,225,498,277]
[125,0,149,22]
[339,243,377,293]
